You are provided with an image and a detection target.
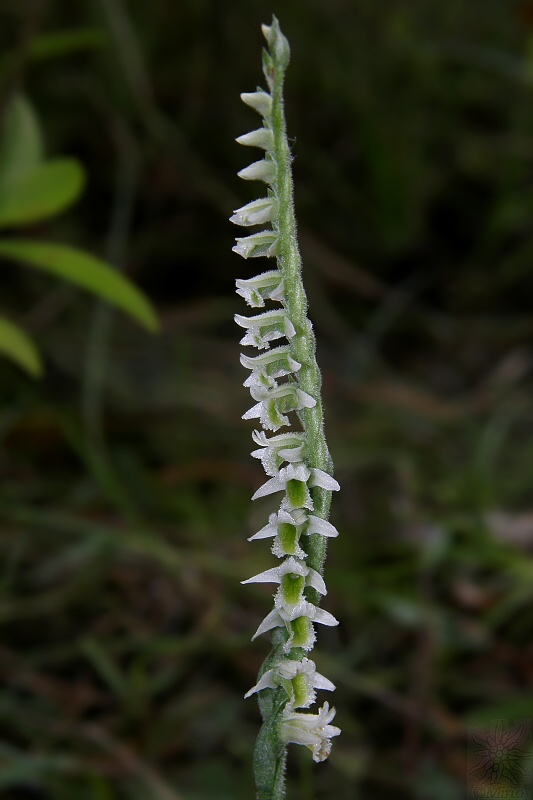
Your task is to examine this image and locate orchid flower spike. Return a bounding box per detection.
[232,16,341,789]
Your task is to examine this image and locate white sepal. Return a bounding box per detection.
[242,556,307,585]
[244,669,277,699]
[233,230,278,259]
[241,90,273,117]
[306,515,339,538]
[236,128,274,150]
[280,702,341,763]
[231,198,277,228]
[238,159,276,184]
[251,607,283,639]
[309,468,340,492]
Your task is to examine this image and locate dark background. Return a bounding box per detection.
[1,0,533,798]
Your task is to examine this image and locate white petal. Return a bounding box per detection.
[278,557,308,577]
[281,445,304,463]
[236,128,274,150]
[282,463,311,483]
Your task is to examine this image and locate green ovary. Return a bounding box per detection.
[290,616,312,648]
[281,573,305,605]
[278,523,298,554]
[286,479,307,508]
[291,673,309,707]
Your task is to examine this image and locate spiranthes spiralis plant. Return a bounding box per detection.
[231,17,341,799]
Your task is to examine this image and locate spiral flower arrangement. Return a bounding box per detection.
[231,18,341,797]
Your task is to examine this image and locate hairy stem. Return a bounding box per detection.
[270,37,333,595]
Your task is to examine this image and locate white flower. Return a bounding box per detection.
[241,346,301,382]
[235,269,284,308]
[243,386,316,432]
[280,702,341,762]
[231,199,278,229]
[251,599,338,652]
[250,430,304,476]
[252,462,313,507]
[242,556,326,613]
[233,230,278,259]
[249,507,308,558]
[236,127,274,150]
[235,308,295,349]
[240,90,272,117]
[241,346,301,402]
[252,462,339,509]
[261,18,290,70]
[244,656,335,708]
[238,159,276,184]
[248,508,339,559]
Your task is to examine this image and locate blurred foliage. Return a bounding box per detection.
[2,0,533,798]
[0,93,157,376]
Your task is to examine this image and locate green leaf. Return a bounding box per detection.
[0,315,42,376]
[0,159,86,228]
[28,28,107,60]
[0,239,158,332]
[0,95,43,191]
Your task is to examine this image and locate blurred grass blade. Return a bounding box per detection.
[0,315,42,376]
[0,240,158,332]
[28,28,107,60]
[0,159,86,228]
[0,95,43,191]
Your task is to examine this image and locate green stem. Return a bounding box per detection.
[270,39,333,590]
[251,22,336,799]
